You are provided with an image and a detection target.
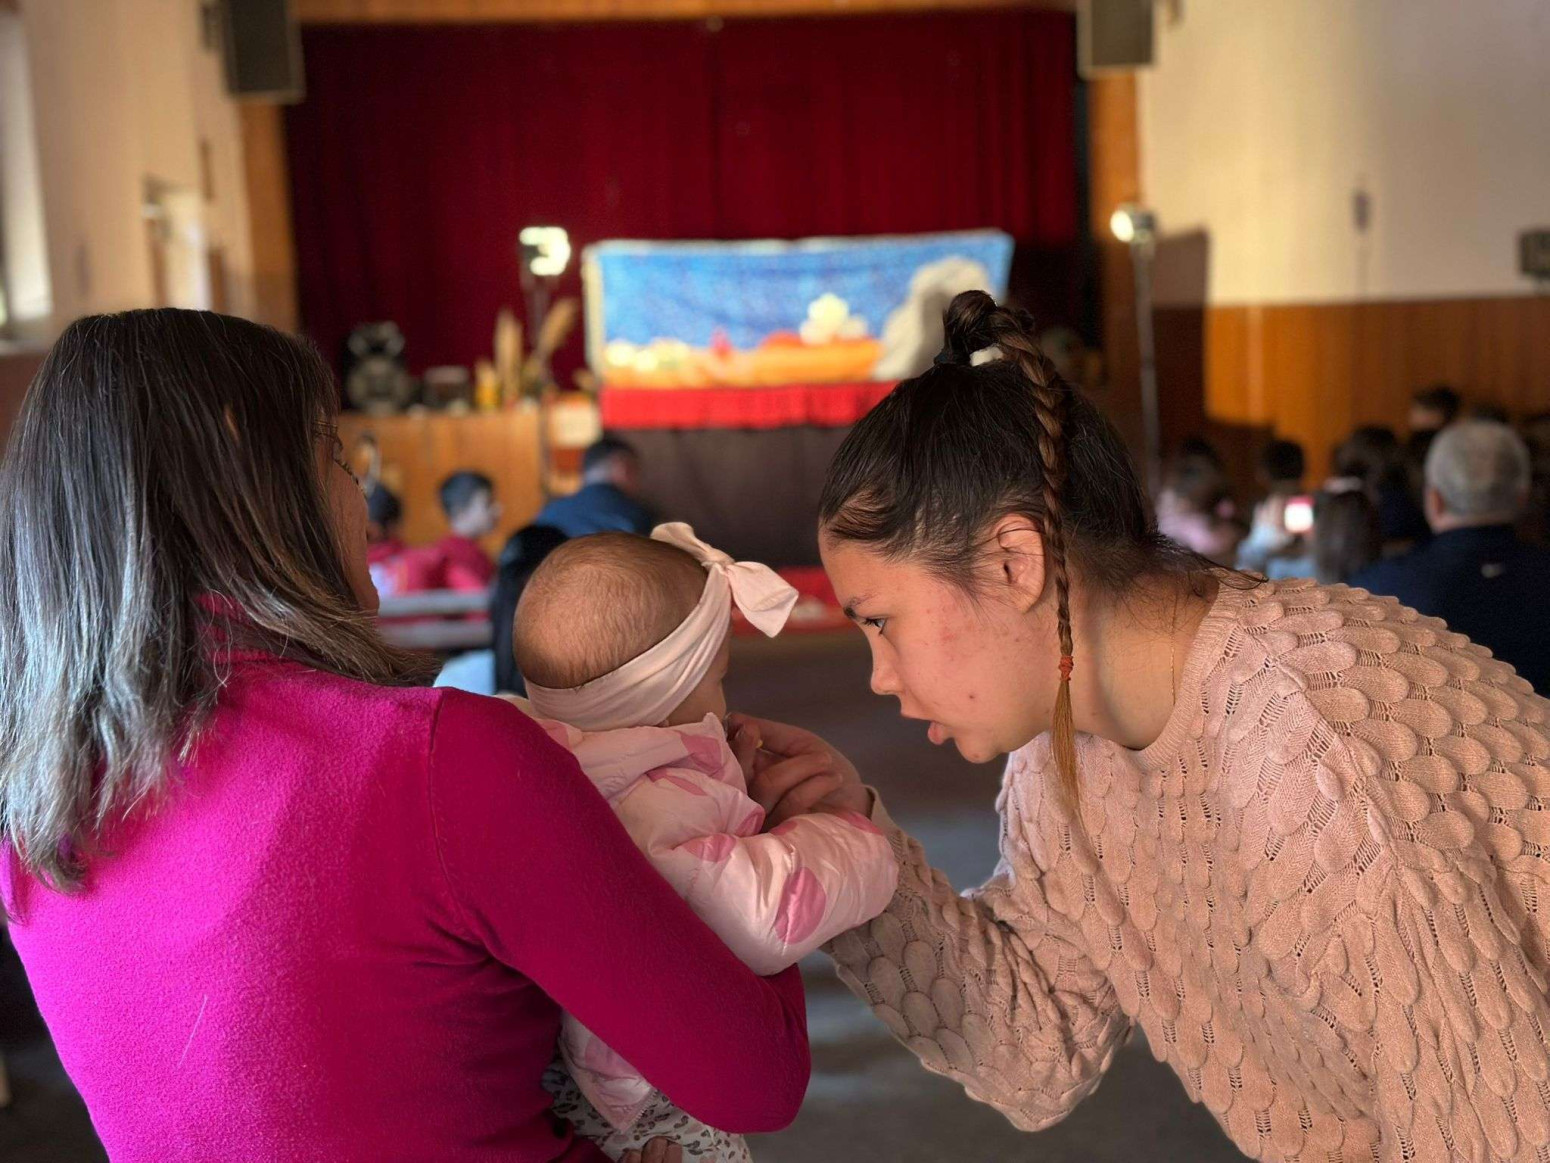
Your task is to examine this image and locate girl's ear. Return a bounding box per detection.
[989,515,1047,614]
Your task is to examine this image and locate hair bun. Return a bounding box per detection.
[936,289,999,366]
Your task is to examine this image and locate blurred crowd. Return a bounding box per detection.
[1157,386,1550,691]
[368,387,1550,700]
[367,437,657,695]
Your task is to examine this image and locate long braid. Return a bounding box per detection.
[988,312,1079,804]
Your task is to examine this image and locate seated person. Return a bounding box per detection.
[1408,383,1461,436]
[509,524,898,1161]
[364,483,407,597]
[1353,420,1550,693]
[535,437,656,538]
[1309,487,1382,584]
[1334,425,1429,551]
[435,524,569,697]
[1156,442,1242,566]
[408,470,501,593]
[1236,438,1313,577]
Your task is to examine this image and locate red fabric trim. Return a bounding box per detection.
[600,383,896,431]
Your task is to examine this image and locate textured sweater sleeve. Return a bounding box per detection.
[424,690,809,1134]
[825,791,1131,1132]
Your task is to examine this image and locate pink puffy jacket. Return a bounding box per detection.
[512,704,899,1130]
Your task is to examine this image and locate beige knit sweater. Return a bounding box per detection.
[828,579,1550,1162]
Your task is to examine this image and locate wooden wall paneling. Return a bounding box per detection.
[1151,305,1204,447]
[1200,304,1250,425]
[1349,301,1396,429]
[336,409,544,554]
[240,103,300,333]
[1520,297,1550,419]
[1085,74,1143,457]
[1155,294,1550,489]
[1477,296,1550,418]
[295,0,1066,23]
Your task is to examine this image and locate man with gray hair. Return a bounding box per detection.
[1354,420,1550,693]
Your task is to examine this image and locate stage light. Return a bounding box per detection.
[520,226,571,278]
[1109,203,1156,246]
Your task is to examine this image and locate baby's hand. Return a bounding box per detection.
[730,713,869,826]
[728,718,764,785]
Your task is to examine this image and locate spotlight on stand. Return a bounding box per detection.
[517,226,573,506]
[1110,203,1162,498]
[517,225,571,386]
[520,226,572,279]
[1109,204,1156,247]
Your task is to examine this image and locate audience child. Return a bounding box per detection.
[1332,425,1427,552]
[1408,383,1461,434]
[1156,442,1242,565]
[432,471,502,590]
[1310,488,1382,584]
[364,483,407,597]
[1236,438,1313,577]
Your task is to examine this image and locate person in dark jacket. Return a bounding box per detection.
[1354,420,1550,694]
[534,437,656,538]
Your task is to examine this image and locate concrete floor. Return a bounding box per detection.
[0,631,1249,1161]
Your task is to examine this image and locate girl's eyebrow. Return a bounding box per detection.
[841,594,876,622]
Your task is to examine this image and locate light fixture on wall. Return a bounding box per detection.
[1110,202,1162,497]
[1109,203,1156,247]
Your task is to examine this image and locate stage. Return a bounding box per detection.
[602,381,895,567]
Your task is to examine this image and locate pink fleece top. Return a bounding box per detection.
[0,656,810,1161]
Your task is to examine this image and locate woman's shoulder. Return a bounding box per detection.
[427,684,570,768]
[216,661,558,773]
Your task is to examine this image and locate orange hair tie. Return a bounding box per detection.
[1058,655,1074,682]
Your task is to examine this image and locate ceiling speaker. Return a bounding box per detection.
[221,0,304,103]
[1079,0,1154,78]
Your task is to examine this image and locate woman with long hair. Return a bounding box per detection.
[737,291,1550,1162]
[0,310,808,1161]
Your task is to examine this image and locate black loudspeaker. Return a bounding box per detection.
[1079,0,1154,78]
[221,0,304,102]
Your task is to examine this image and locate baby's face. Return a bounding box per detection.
[665,636,731,728]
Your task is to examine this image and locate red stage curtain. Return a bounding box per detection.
[286,12,1079,379]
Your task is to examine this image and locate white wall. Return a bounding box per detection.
[15,0,256,328]
[0,11,52,327]
[1140,0,1550,306]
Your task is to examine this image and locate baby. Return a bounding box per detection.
[509,523,899,1162]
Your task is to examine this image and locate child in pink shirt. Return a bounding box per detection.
[510,524,899,1161]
